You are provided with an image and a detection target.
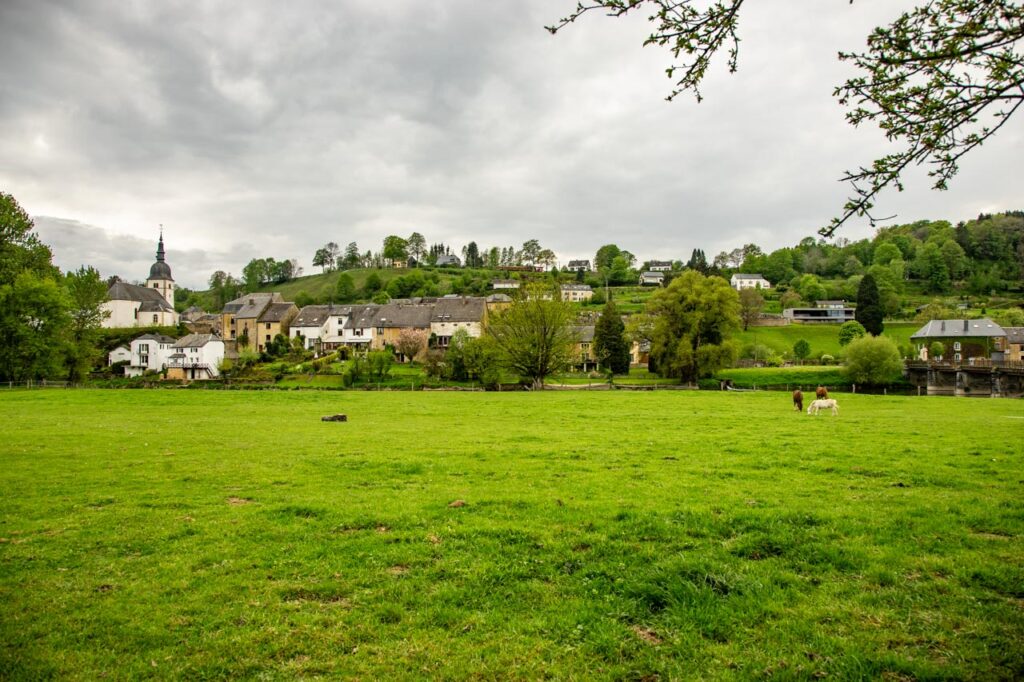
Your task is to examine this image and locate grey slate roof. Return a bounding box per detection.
[224,292,282,317]
[567,260,590,268]
[486,293,513,303]
[911,318,1005,339]
[107,281,174,311]
[435,254,461,267]
[343,305,381,330]
[292,304,342,328]
[572,325,595,343]
[1003,326,1024,344]
[173,333,220,349]
[259,302,297,323]
[731,273,767,280]
[561,284,592,291]
[372,303,433,328]
[133,333,176,344]
[430,297,486,323]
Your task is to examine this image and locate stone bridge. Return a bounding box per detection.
[905,360,1024,398]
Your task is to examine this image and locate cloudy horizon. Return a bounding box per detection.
[2,0,1021,289]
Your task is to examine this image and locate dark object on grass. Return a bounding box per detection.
[793,390,803,411]
[448,499,467,508]
[816,386,828,399]
[321,414,348,422]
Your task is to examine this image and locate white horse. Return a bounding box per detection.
[807,398,839,416]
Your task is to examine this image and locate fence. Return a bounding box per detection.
[0,380,74,389]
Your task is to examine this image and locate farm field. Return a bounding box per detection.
[1,390,1022,679]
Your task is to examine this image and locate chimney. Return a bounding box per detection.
[963,320,968,332]
[941,321,945,332]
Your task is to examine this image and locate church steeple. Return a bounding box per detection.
[156,227,166,263]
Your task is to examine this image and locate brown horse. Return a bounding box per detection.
[792,389,803,412]
[816,386,828,400]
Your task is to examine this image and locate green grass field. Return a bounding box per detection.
[735,322,919,358]
[2,390,1022,679]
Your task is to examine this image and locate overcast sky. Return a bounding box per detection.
[1,1,1020,288]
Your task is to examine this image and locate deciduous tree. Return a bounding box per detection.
[486,283,577,388]
[646,270,740,383]
[844,335,903,385]
[737,287,763,331]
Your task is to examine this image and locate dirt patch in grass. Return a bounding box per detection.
[227,497,253,506]
[631,626,662,646]
[388,565,409,576]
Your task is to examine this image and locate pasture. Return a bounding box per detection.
[1,389,1022,679]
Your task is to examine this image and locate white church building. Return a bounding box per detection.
[101,233,179,328]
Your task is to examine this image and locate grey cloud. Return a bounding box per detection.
[2,0,1021,279]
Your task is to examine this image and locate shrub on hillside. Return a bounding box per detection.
[844,336,902,386]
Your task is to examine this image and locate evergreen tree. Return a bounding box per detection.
[593,301,631,375]
[855,273,884,336]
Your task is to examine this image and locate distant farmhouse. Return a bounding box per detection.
[565,260,591,273]
[638,271,665,286]
[435,254,462,267]
[491,279,520,291]
[647,260,673,272]
[730,273,771,291]
[560,283,593,303]
[101,233,179,328]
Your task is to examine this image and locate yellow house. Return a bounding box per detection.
[255,302,299,351]
[221,293,283,344]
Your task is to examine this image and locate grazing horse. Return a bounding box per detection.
[815,385,829,400]
[792,389,803,412]
[807,398,839,416]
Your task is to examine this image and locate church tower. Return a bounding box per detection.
[145,230,175,307]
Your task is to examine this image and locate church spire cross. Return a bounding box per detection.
[156,225,166,263]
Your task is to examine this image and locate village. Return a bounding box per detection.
[100,234,1024,397]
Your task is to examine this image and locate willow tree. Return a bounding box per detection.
[646,270,740,383]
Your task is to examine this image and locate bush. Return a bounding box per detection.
[838,321,866,346]
[844,336,903,386]
[820,354,835,365]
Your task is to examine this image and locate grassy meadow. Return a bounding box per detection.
[1,389,1022,679]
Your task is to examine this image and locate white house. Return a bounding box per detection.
[126,333,177,377]
[167,334,225,380]
[560,283,594,302]
[565,260,591,273]
[107,346,131,366]
[290,304,336,351]
[730,273,771,291]
[638,271,665,286]
[648,261,673,272]
[340,304,379,349]
[101,233,179,328]
[492,279,520,291]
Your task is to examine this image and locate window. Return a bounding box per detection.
[152,314,158,323]
[266,322,271,329]
[953,341,961,351]
[265,334,271,342]
[377,327,384,335]
[153,283,158,288]
[954,352,962,362]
